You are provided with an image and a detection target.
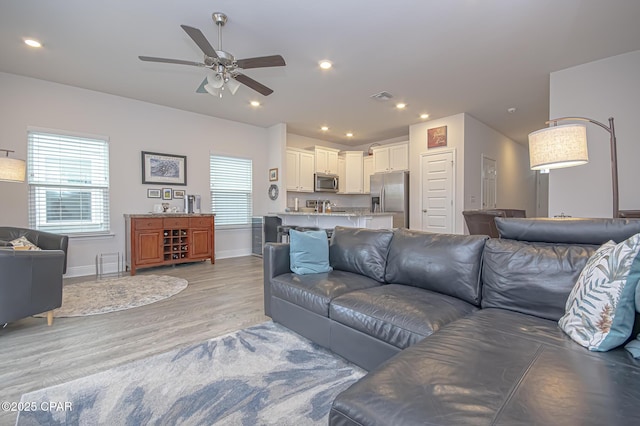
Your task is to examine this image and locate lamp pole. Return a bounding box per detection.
[546,117,618,218]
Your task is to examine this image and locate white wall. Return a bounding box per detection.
[267,123,288,213]
[548,49,640,217]
[463,115,536,216]
[409,113,466,233]
[0,72,274,276]
[409,113,535,234]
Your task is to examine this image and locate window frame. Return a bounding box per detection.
[27,128,111,236]
[209,154,253,228]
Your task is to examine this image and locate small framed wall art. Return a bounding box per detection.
[147,188,161,198]
[428,126,448,148]
[162,188,173,200]
[269,168,278,182]
[141,151,187,185]
[173,189,185,199]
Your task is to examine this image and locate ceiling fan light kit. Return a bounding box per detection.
[138,12,285,98]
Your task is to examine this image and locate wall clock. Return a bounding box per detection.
[268,184,279,200]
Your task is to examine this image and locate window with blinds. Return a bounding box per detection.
[210,155,252,226]
[27,130,110,235]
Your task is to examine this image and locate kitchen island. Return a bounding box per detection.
[276,211,394,230]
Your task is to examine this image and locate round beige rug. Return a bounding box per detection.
[38,275,188,318]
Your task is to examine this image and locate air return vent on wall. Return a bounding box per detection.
[370,91,393,101]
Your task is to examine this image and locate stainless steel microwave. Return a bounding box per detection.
[314,173,339,192]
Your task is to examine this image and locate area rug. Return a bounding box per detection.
[36,275,188,318]
[16,322,365,425]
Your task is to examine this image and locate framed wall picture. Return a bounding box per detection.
[141,151,187,185]
[428,126,448,148]
[173,189,185,199]
[147,188,161,198]
[162,188,173,200]
[269,168,278,181]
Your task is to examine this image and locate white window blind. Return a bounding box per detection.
[210,155,252,226]
[27,130,110,235]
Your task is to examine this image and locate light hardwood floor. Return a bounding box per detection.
[0,256,268,425]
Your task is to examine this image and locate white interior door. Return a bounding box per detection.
[481,155,497,209]
[420,150,455,233]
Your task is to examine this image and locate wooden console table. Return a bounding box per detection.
[124,214,215,275]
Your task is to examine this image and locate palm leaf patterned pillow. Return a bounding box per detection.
[559,233,640,351]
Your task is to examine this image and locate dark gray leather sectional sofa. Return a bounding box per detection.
[263,218,640,425]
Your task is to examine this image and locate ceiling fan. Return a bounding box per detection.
[139,12,285,97]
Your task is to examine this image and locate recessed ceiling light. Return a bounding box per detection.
[420,113,429,119]
[396,103,407,109]
[346,132,353,137]
[250,101,260,107]
[319,60,332,70]
[24,39,42,48]
[507,107,517,113]
[321,126,329,131]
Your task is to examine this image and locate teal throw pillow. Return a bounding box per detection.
[289,229,332,275]
[624,281,640,358]
[559,233,640,351]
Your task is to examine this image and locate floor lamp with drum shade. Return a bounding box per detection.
[528,116,619,218]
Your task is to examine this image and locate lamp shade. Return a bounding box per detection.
[226,77,241,95]
[207,73,225,89]
[0,156,26,182]
[528,124,589,170]
[203,83,220,97]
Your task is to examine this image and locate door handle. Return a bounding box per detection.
[422,209,427,213]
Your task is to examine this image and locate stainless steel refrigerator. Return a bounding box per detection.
[370,171,409,228]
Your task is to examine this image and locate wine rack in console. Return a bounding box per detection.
[163,227,189,261]
[124,214,215,275]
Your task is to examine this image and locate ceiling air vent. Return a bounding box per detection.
[370,91,393,101]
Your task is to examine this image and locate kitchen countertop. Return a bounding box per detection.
[275,211,393,217]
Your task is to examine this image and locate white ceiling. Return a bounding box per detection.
[1,0,640,146]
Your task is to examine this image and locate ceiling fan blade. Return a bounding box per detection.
[139,56,204,67]
[180,25,218,59]
[195,78,208,93]
[234,73,274,96]
[236,55,286,69]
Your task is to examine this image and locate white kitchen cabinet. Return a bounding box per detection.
[372,142,409,173]
[314,146,340,175]
[363,156,374,193]
[286,148,314,192]
[339,151,364,194]
[337,157,346,194]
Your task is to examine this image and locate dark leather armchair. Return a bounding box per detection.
[0,227,68,273]
[462,209,526,238]
[0,227,68,326]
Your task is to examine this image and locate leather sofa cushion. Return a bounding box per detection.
[270,270,381,317]
[482,238,597,321]
[330,284,477,349]
[496,217,640,245]
[329,226,394,282]
[329,309,640,426]
[384,228,488,305]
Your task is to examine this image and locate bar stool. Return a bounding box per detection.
[294,226,320,232]
[277,225,296,243]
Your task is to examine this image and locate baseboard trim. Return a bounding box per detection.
[64,251,252,278]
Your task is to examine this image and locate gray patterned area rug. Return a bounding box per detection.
[16,322,365,425]
[36,275,188,318]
